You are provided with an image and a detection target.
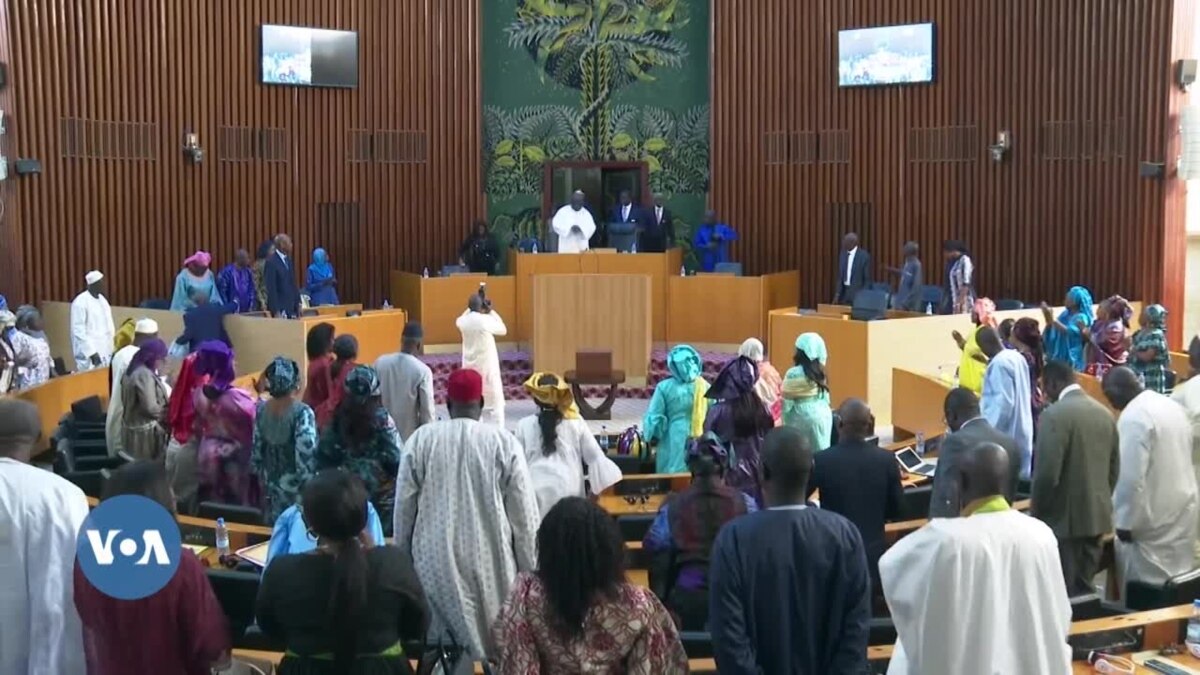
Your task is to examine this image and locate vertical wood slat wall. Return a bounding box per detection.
[711,0,1192,344]
[1,0,482,308]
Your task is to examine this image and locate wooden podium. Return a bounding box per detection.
[532,274,651,382]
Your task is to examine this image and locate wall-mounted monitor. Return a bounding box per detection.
[838,23,934,87]
[261,24,358,89]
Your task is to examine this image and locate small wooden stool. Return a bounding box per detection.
[564,369,626,420]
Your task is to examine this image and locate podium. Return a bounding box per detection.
[532,274,651,382]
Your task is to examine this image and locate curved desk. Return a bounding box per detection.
[13,368,110,449]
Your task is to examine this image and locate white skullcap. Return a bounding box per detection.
[134,318,158,334]
[84,270,104,285]
[572,189,585,196]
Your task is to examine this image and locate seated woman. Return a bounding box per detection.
[739,337,782,423]
[642,436,757,630]
[1132,304,1171,393]
[315,334,359,430]
[13,305,53,388]
[516,372,622,517]
[315,366,403,535]
[120,338,171,460]
[305,248,340,307]
[951,298,997,395]
[252,357,319,524]
[704,356,774,505]
[75,461,230,675]
[1042,285,1094,372]
[644,345,710,473]
[493,497,689,672]
[256,470,429,674]
[193,341,260,507]
[302,322,337,414]
[781,333,833,453]
[170,250,224,312]
[1084,295,1132,378]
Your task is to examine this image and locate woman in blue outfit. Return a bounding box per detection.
[1041,285,1094,372]
[305,248,340,306]
[644,345,710,473]
[781,333,833,453]
[170,251,224,311]
[251,356,320,524]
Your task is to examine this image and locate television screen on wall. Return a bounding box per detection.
[838,23,934,87]
[261,24,358,88]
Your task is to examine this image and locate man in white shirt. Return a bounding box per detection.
[550,190,596,254]
[375,321,436,442]
[70,270,115,372]
[456,291,508,427]
[881,442,1072,675]
[106,318,160,456]
[1103,366,1199,594]
[0,399,89,675]
[1171,336,1200,563]
[978,327,1034,479]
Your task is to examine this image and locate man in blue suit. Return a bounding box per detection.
[607,190,643,252]
[264,233,301,318]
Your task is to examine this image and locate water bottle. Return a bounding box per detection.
[422,266,429,278]
[915,432,926,458]
[1187,600,1200,657]
[631,240,638,254]
[382,299,392,310]
[925,302,933,315]
[215,518,231,559]
[600,425,610,451]
[531,241,539,254]
[680,265,686,277]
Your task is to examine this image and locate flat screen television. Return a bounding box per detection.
[838,23,934,87]
[261,24,358,88]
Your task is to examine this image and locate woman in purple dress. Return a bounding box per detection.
[192,341,260,507]
[703,355,775,505]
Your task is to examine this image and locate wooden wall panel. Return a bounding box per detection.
[712,0,1192,345]
[3,0,482,308]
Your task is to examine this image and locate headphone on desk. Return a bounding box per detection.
[1087,651,1135,674]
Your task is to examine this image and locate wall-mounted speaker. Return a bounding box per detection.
[13,158,42,176]
[1179,59,1197,91]
[1139,161,1166,179]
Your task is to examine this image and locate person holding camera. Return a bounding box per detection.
[456,285,508,427]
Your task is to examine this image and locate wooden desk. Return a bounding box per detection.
[884,499,1032,542]
[768,311,870,407]
[598,493,667,516]
[389,272,516,345]
[308,303,364,317]
[40,301,185,367]
[533,274,650,381]
[891,368,952,440]
[603,473,692,494]
[668,271,799,346]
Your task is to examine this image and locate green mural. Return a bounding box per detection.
[482,0,710,260]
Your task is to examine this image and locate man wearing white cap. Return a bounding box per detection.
[105,318,161,456]
[69,271,115,373]
[550,190,596,253]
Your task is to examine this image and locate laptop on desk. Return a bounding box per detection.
[895,446,937,477]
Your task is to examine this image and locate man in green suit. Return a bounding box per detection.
[1031,359,1121,595]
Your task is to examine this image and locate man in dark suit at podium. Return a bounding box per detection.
[265,233,301,318]
[640,193,675,253]
[834,232,872,305]
[607,190,642,252]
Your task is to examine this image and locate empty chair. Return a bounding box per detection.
[995,298,1024,311]
[679,631,714,658]
[894,485,932,522]
[198,501,264,526]
[1125,567,1200,611]
[440,264,470,276]
[919,285,944,313]
[615,513,657,542]
[713,262,743,276]
[850,289,890,321]
[138,298,171,310]
[205,568,262,646]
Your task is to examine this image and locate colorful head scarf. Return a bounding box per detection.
[1062,286,1095,325]
[264,357,301,398]
[14,305,43,339]
[686,432,731,470]
[523,372,580,419]
[184,251,213,268]
[1012,317,1042,349]
[737,338,765,363]
[794,333,828,365]
[127,339,168,374]
[667,345,704,382]
[1144,304,1168,331]
[194,341,236,392]
[1104,295,1133,326]
[707,356,758,401]
[344,365,381,403]
[308,248,334,282]
[0,310,15,329]
[973,298,998,328]
[169,353,207,443]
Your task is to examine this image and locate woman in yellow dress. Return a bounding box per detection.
[952,298,997,395]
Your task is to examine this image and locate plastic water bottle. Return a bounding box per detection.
[531,241,539,254]
[925,302,933,315]
[631,240,638,254]
[215,518,230,559]
[680,265,686,277]
[915,432,926,458]
[382,299,392,310]
[600,426,610,451]
[1187,600,1200,656]
[422,266,429,278]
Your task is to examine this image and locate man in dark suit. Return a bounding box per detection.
[639,193,675,253]
[264,233,301,318]
[834,232,872,305]
[606,190,642,252]
[1032,360,1121,594]
[809,398,902,586]
[929,387,1022,518]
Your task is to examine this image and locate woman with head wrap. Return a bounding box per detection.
[951,298,997,395]
[516,372,623,517]
[1009,317,1047,433]
[1083,295,1132,378]
[1042,286,1095,371]
[252,240,274,313]
[642,434,757,630]
[1132,304,1171,393]
[251,357,319,523]
[304,247,340,307]
[120,338,171,460]
[166,352,208,511]
[738,338,782,423]
[170,250,224,312]
[704,356,774,505]
[644,345,710,473]
[781,333,833,452]
[192,341,260,507]
[13,305,52,389]
[314,365,403,534]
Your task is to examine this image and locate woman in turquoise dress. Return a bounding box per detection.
[170,250,224,311]
[1041,285,1094,372]
[1131,304,1171,393]
[251,356,320,524]
[644,345,710,474]
[781,333,833,452]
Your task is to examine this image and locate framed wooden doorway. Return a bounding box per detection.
[541,161,651,220]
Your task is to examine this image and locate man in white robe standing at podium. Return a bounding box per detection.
[456,289,508,428]
[551,190,596,254]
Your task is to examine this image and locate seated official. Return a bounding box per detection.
[492,497,689,672]
[643,435,756,630]
[256,470,429,674]
[75,461,231,675]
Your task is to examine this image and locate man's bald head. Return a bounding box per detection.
[958,442,1011,507]
[761,426,814,507]
[467,293,485,313]
[1102,366,1144,411]
[977,326,1003,359]
[0,399,41,462]
[836,398,874,442]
